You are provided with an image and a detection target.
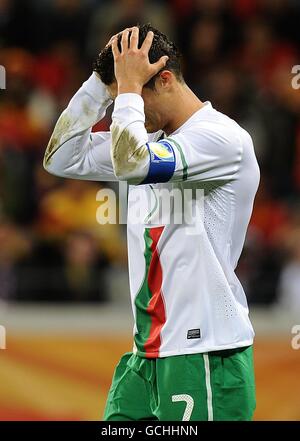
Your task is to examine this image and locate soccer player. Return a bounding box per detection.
[43,24,260,421]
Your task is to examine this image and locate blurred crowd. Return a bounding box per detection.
[0,0,299,308]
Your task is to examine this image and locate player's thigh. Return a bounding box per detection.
[211,346,256,421]
[154,347,256,421]
[103,352,154,421]
[154,353,211,421]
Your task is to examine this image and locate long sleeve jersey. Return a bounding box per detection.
[44,73,260,358]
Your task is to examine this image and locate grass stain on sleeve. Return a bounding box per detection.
[111,122,148,179]
[43,113,72,166]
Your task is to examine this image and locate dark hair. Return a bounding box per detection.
[93,23,184,89]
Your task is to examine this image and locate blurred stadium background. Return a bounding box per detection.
[0,0,299,420]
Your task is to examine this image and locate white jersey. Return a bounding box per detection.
[44,73,260,358]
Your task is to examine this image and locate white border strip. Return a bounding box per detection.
[203,354,213,421]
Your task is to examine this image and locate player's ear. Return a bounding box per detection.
[157,70,173,89]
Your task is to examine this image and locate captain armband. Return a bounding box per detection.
[141,140,176,184]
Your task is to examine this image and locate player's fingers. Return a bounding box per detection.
[111,37,120,58]
[106,27,135,49]
[105,34,117,48]
[141,31,154,54]
[119,26,135,35]
[152,55,169,74]
[130,26,139,49]
[121,28,129,53]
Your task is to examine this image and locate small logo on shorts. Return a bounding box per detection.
[187,329,201,339]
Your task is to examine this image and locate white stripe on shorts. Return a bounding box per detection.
[203,354,213,421]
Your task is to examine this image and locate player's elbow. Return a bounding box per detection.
[43,162,63,178]
[43,138,66,177]
[43,154,67,178]
[43,155,54,175]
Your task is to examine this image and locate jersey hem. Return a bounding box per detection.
[133,339,254,358]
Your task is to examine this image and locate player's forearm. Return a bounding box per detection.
[43,73,112,175]
[111,93,149,183]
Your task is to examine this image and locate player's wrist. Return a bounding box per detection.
[117,81,143,96]
[83,72,112,104]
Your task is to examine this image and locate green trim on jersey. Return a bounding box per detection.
[134,228,153,355]
[144,185,159,224]
[134,227,166,358]
[165,137,188,181]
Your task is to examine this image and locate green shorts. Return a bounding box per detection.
[103,346,256,421]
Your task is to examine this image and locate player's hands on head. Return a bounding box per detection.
[105,28,134,49]
[111,27,169,95]
[94,29,133,80]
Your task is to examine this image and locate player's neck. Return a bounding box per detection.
[163,84,204,135]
